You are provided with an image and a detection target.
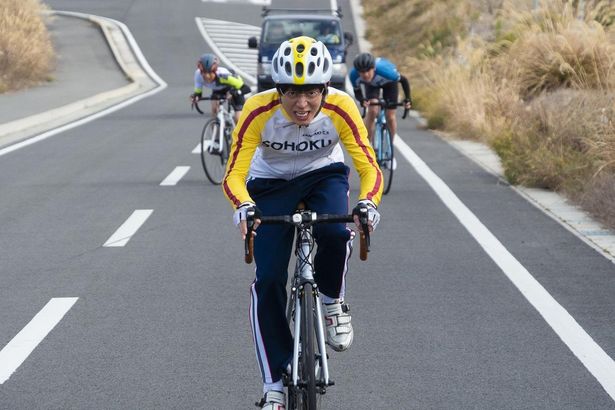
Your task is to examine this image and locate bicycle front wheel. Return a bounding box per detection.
[200,119,227,185]
[379,125,394,195]
[300,283,318,410]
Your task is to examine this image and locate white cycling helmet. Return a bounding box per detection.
[271,36,332,85]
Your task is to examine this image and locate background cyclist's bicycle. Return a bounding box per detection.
[362,99,408,195]
[192,95,235,185]
[245,206,370,410]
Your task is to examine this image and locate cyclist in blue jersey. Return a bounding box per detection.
[189,53,251,122]
[349,52,412,144]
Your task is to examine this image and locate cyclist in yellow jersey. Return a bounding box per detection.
[189,53,251,123]
[222,36,382,409]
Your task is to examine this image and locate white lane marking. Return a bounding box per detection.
[103,209,153,247]
[0,297,78,384]
[192,141,213,153]
[448,140,615,264]
[0,13,167,157]
[160,166,190,186]
[202,0,270,4]
[394,137,615,401]
[195,17,259,86]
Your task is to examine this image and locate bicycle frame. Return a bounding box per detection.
[193,95,236,155]
[289,214,331,388]
[372,108,387,162]
[361,99,407,195]
[211,98,235,155]
[194,95,237,185]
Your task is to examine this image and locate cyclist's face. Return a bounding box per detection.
[359,68,375,82]
[199,63,217,82]
[279,86,325,125]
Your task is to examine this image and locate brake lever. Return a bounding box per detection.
[359,207,371,250]
[244,209,255,263]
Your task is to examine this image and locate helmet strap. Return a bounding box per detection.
[314,84,329,117]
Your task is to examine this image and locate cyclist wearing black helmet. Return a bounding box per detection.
[190,53,251,122]
[349,52,412,146]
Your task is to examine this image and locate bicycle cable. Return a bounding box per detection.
[296,226,316,273]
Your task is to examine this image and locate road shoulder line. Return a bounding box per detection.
[448,139,615,264]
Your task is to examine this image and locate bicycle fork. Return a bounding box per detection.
[209,116,224,154]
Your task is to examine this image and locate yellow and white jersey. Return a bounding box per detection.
[222,87,383,208]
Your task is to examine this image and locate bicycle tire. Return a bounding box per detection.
[379,124,394,195]
[287,384,299,409]
[200,119,227,185]
[285,287,301,410]
[300,283,318,410]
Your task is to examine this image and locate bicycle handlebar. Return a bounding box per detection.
[191,95,231,115]
[244,210,370,264]
[360,99,409,120]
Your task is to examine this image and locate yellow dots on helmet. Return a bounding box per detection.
[271,36,333,85]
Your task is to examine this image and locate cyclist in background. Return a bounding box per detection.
[189,53,251,123]
[222,36,382,409]
[349,52,412,144]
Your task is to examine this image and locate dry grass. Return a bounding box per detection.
[363,0,615,230]
[575,172,615,229]
[0,0,54,93]
[492,90,606,190]
[496,1,615,97]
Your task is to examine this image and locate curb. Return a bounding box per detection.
[448,139,615,263]
[0,11,162,149]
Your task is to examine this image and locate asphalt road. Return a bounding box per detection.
[1,0,615,409]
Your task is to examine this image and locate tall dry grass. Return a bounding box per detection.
[496,1,615,97]
[363,0,615,229]
[0,0,54,93]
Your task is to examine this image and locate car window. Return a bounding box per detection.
[263,19,342,46]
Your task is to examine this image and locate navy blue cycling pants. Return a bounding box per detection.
[247,162,354,384]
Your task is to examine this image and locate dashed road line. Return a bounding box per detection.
[0,297,78,384]
[103,209,153,247]
[201,0,271,5]
[160,166,190,186]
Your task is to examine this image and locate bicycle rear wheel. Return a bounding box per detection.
[300,283,318,410]
[379,125,394,195]
[200,119,227,185]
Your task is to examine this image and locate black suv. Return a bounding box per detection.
[248,8,353,92]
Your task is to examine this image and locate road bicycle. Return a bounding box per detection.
[245,205,370,409]
[362,99,408,195]
[192,95,236,185]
